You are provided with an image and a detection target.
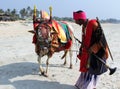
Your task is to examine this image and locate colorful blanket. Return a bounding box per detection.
[40,10,71,43]
[51,20,67,43]
[58,21,71,41]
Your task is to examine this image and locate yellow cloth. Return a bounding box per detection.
[40,10,67,43]
[40,10,50,20]
[52,20,67,43]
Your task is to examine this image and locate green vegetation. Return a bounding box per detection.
[101,18,120,23]
[0,6,120,23]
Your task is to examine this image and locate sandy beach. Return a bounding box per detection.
[0,21,120,89]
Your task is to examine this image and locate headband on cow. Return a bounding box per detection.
[73,11,86,20]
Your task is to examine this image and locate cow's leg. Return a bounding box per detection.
[37,56,45,75]
[44,57,50,77]
[69,49,73,69]
[64,55,67,65]
[61,50,68,65]
[64,51,67,65]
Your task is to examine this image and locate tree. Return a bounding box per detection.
[5,9,11,15]
[19,8,27,19]
[26,6,32,17]
[11,9,17,16]
[0,9,4,14]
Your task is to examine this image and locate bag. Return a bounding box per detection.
[89,20,108,75]
[91,27,103,44]
[88,48,108,75]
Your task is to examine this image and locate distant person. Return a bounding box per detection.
[73,10,109,89]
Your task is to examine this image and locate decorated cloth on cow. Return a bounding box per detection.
[49,20,68,43]
[39,10,68,43]
[58,21,71,41]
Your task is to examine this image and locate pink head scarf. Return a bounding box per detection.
[73,11,86,20]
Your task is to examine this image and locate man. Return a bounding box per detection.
[73,10,108,89]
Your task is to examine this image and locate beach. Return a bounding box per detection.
[0,21,120,89]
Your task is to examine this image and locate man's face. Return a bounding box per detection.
[75,19,84,26]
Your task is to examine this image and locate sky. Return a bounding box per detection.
[0,0,120,19]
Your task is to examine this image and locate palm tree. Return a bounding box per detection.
[11,9,17,16]
[26,6,31,17]
[19,8,27,19]
[5,9,11,15]
[0,9,4,14]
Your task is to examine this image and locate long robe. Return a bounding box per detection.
[79,19,97,72]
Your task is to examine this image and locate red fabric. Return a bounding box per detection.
[65,40,72,49]
[32,22,39,44]
[78,19,97,72]
[57,40,72,52]
[32,34,37,43]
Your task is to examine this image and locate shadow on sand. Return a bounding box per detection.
[0,62,76,89]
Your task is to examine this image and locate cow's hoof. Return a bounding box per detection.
[41,71,45,75]
[43,73,48,77]
[69,65,73,69]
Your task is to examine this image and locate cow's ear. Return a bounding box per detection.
[28,30,35,34]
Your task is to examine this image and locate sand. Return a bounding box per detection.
[0,21,119,89]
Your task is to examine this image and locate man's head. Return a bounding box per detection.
[73,10,87,25]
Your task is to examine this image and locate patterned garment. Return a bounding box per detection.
[75,72,99,89]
